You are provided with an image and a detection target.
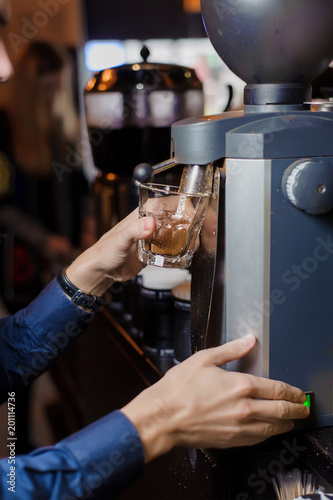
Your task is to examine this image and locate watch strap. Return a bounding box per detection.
[57,269,110,309]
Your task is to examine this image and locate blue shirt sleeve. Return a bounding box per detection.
[0,279,146,497]
[0,410,145,499]
[0,278,94,404]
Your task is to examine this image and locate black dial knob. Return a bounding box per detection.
[133,163,154,183]
[282,159,333,214]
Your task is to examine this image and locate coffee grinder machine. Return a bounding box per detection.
[134,0,333,429]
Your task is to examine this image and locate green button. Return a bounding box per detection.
[303,394,311,408]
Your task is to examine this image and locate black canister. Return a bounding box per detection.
[140,267,190,373]
[172,281,191,364]
[127,274,143,343]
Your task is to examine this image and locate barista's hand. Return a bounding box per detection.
[121,335,309,462]
[66,209,156,295]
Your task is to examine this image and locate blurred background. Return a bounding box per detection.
[2,0,246,181]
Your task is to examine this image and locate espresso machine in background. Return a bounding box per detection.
[84,46,204,236]
[135,0,333,431]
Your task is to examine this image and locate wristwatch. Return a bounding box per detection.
[57,269,111,309]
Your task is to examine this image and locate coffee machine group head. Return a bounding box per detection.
[135,0,333,428]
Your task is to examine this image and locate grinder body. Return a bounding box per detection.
[171,110,333,428]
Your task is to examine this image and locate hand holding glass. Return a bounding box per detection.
[138,183,209,269]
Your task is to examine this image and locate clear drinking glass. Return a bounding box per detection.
[138,183,209,269]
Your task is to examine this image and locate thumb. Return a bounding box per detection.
[207,334,256,366]
[138,216,156,238]
[118,216,156,250]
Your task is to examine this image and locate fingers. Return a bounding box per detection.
[202,334,257,366]
[223,419,295,448]
[251,418,295,439]
[247,419,296,445]
[244,375,306,404]
[211,400,308,449]
[241,398,309,422]
[199,338,307,406]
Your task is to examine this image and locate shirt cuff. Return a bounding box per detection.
[57,410,145,496]
[24,277,94,338]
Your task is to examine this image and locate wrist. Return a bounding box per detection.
[120,388,177,463]
[66,246,114,296]
[57,269,111,311]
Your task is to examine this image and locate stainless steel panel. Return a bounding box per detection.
[225,158,272,377]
